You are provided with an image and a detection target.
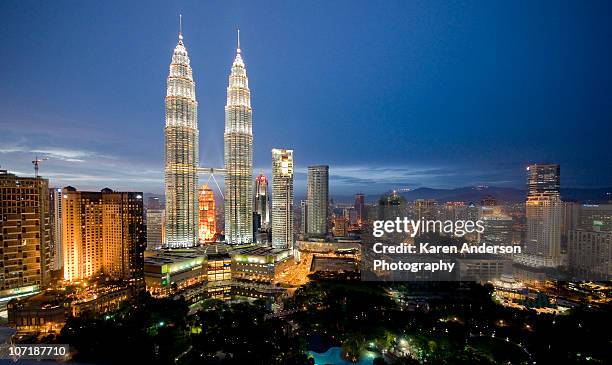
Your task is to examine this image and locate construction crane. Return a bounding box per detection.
[32,156,48,177]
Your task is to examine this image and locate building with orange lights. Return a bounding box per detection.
[198,184,216,243]
[62,187,145,282]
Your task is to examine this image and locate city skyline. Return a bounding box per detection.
[1,1,612,196]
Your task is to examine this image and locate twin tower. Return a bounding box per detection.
[164,27,253,247]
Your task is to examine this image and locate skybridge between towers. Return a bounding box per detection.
[198,167,226,199]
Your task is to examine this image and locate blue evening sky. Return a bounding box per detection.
[1,0,611,196]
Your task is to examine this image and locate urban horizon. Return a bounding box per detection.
[1,2,611,365]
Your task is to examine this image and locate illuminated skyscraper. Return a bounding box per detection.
[0,170,51,300]
[62,187,145,281]
[354,193,365,226]
[254,173,270,229]
[224,30,253,244]
[271,149,294,249]
[146,209,165,250]
[198,184,216,243]
[49,188,63,271]
[307,165,329,237]
[517,164,562,267]
[164,20,199,248]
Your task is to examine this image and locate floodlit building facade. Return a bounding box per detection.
[198,184,216,243]
[271,149,294,249]
[62,187,145,282]
[164,26,199,248]
[146,209,165,250]
[49,188,63,271]
[0,170,51,300]
[224,32,254,245]
[517,164,562,268]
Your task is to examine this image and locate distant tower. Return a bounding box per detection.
[198,184,216,243]
[49,188,63,271]
[354,193,365,226]
[271,149,294,249]
[164,17,199,247]
[307,165,329,237]
[524,164,561,267]
[224,29,254,244]
[254,173,270,228]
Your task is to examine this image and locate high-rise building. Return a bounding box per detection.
[49,188,63,271]
[307,165,329,237]
[62,187,145,282]
[527,163,560,195]
[333,217,348,237]
[146,209,165,250]
[354,193,365,226]
[519,164,562,267]
[254,174,270,229]
[480,215,514,246]
[164,24,199,248]
[0,170,51,300]
[299,200,308,236]
[577,204,612,232]
[253,174,270,243]
[271,149,294,249]
[415,199,437,220]
[198,184,216,243]
[224,31,253,245]
[568,230,611,280]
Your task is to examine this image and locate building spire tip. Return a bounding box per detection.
[237,28,241,53]
[178,14,183,41]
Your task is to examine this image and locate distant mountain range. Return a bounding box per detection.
[394,186,612,204]
[148,186,612,207]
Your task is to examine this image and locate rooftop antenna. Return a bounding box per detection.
[237,27,241,53]
[32,156,48,178]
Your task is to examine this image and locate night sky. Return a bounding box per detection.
[1,0,611,196]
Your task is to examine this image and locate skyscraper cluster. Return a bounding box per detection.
[161,25,302,251]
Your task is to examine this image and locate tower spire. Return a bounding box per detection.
[237,28,241,53]
[179,14,183,41]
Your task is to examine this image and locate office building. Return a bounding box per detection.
[254,174,270,227]
[224,31,254,245]
[271,148,294,249]
[518,164,562,267]
[354,193,365,226]
[164,24,199,248]
[568,229,611,280]
[306,165,329,237]
[146,209,165,250]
